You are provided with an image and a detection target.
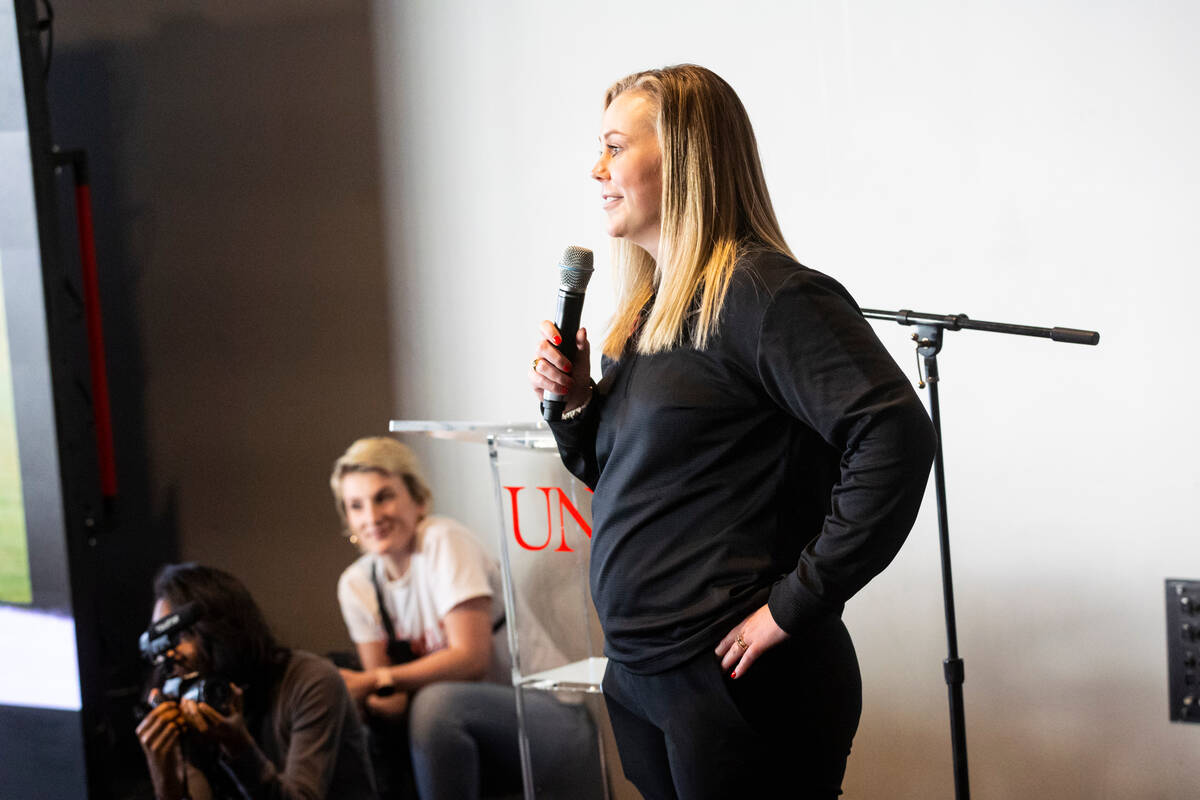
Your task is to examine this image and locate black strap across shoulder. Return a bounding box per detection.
[370,558,506,653]
[370,560,398,643]
[370,561,415,664]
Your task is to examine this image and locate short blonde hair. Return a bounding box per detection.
[329,437,433,525]
[600,64,793,359]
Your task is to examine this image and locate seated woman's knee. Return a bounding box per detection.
[408,681,474,742]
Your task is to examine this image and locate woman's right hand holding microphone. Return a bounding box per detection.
[529,321,592,414]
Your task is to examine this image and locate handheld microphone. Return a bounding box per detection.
[542,245,594,421]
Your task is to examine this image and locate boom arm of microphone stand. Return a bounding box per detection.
[860,308,1099,346]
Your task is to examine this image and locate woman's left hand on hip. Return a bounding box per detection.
[715,603,790,679]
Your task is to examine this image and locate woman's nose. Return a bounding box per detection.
[591,155,608,181]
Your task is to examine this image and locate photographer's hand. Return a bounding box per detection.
[181,684,254,760]
[136,692,186,800]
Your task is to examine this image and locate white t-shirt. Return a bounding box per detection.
[337,516,561,685]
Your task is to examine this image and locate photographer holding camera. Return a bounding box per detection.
[135,563,377,800]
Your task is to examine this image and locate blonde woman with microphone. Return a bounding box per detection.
[530,65,936,798]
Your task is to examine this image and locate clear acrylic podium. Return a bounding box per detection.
[389,420,610,800]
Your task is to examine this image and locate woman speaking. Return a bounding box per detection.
[529,64,936,798]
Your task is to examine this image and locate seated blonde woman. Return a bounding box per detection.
[331,436,601,800]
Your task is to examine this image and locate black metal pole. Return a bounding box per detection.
[863,308,1099,345]
[916,326,969,799]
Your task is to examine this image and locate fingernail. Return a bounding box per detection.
[553,335,562,345]
[731,671,737,679]
[563,362,572,373]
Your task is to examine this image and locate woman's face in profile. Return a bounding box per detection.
[340,470,426,558]
[593,90,662,256]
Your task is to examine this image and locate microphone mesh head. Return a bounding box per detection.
[558,246,594,292]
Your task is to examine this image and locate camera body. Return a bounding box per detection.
[156,673,234,716]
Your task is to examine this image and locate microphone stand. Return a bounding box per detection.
[859,308,1100,800]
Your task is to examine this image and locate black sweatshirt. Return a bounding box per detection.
[549,250,937,674]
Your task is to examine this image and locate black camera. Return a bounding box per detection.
[138,601,233,716]
[154,673,233,716]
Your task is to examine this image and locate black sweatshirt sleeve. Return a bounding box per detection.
[546,360,611,490]
[756,270,937,633]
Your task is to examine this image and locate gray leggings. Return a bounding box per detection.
[408,681,604,800]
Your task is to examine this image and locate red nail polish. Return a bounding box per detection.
[553,335,562,345]
[731,671,737,679]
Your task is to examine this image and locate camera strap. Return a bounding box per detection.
[370,560,399,645]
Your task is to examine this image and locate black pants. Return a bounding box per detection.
[362,714,418,800]
[601,616,862,800]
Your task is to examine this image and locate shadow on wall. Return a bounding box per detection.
[846,590,1182,799]
[45,8,393,792]
[846,693,1170,800]
[46,34,182,800]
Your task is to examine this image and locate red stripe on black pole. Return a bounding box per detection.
[73,173,117,499]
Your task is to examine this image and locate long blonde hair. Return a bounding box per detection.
[601,65,794,359]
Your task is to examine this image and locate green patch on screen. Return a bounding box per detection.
[0,259,31,605]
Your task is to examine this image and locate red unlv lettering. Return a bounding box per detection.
[503,486,593,552]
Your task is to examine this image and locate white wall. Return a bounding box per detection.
[373,1,1199,797]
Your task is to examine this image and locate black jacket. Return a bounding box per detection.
[549,250,937,673]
